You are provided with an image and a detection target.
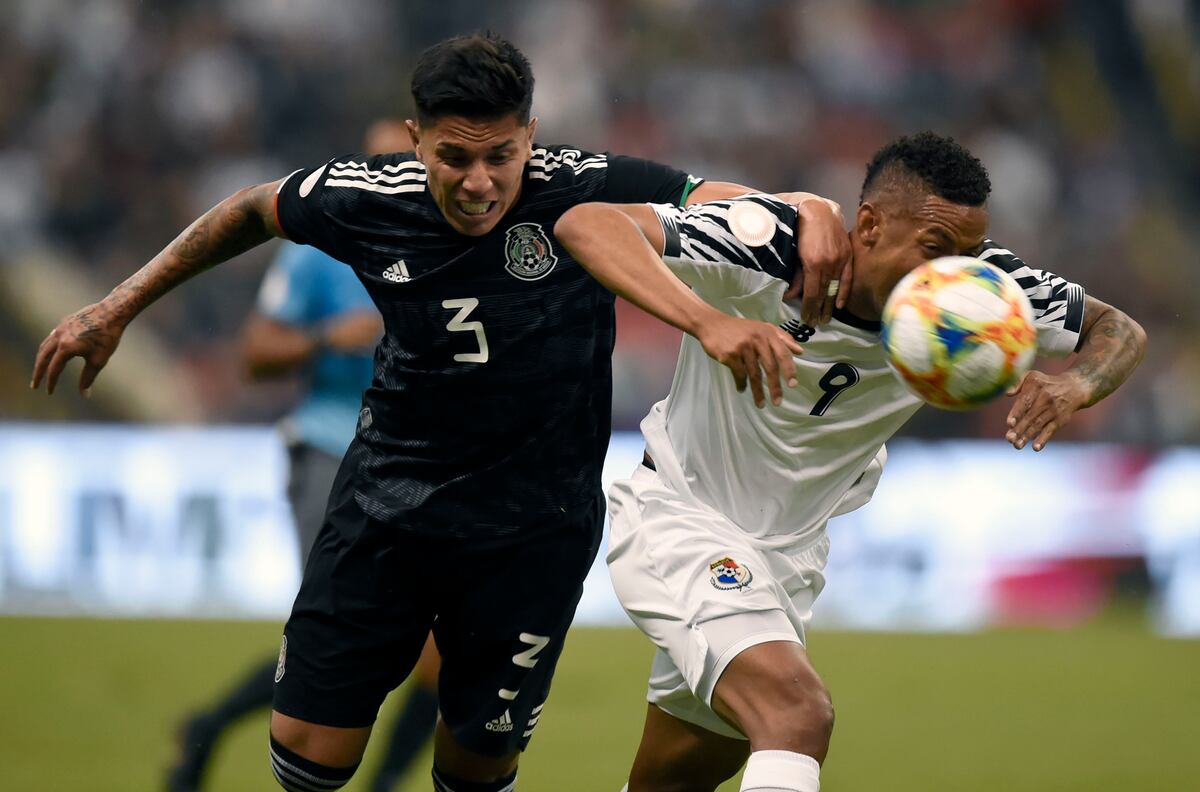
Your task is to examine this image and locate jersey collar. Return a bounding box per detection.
[832,307,881,333]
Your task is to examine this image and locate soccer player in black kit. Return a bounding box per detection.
[32,34,851,792]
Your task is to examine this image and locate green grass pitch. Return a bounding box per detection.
[1,609,1197,790]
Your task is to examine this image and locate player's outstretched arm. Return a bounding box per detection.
[1005,295,1146,451]
[690,183,852,326]
[32,180,286,396]
[555,202,802,408]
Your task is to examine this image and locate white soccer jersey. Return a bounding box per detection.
[641,195,1086,548]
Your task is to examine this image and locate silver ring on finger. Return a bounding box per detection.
[826,279,840,297]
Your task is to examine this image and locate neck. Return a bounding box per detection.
[842,280,883,322]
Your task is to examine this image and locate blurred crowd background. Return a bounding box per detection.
[1,0,1196,441]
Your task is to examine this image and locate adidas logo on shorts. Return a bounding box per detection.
[485,709,515,733]
[382,260,411,283]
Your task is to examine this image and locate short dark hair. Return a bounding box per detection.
[410,33,535,125]
[860,131,991,207]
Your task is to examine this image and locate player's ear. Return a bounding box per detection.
[406,120,423,162]
[855,202,881,249]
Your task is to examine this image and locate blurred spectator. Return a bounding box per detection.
[1,0,1195,442]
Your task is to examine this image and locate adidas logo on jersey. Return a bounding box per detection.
[485,709,515,733]
[382,260,411,283]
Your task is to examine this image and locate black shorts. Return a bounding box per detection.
[273,454,603,756]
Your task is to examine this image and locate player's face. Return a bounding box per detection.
[852,193,988,316]
[408,113,537,236]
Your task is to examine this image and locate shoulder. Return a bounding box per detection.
[526,144,607,182]
[321,151,426,201]
[668,194,796,254]
[516,144,611,215]
[653,195,797,296]
[524,145,609,202]
[973,238,1026,272]
[306,150,442,237]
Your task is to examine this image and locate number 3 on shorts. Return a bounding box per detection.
[443,298,489,363]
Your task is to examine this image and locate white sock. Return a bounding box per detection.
[739,750,821,792]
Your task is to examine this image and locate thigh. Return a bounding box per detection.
[270,710,373,769]
[275,460,435,729]
[413,632,441,689]
[608,468,796,708]
[433,503,603,757]
[627,703,749,792]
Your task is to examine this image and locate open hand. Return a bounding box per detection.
[697,314,803,408]
[31,303,125,396]
[1004,370,1090,451]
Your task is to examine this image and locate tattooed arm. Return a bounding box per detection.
[1005,295,1147,451]
[32,180,286,395]
[1068,299,1149,405]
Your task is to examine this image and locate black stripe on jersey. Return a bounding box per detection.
[690,199,793,281]
[653,197,796,283]
[658,208,682,258]
[975,241,1023,271]
[976,238,1083,328]
[1063,282,1085,333]
[681,221,759,268]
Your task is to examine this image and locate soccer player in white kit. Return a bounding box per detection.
[554,132,1146,792]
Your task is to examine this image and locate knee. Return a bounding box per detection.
[733,677,835,755]
[269,735,359,791]
[799,685,835,743]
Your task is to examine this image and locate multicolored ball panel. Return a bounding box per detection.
[882,256,1037,410]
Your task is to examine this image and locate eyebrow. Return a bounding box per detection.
[923,227,954,246]
[436,140,516,153]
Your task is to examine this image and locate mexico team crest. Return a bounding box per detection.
[709,557,753,591]
[504,223,558,281]
[275,636,287,683]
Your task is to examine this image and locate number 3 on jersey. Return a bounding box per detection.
[442,298,489,363]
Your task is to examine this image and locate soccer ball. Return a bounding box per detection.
[881,256,1037,410]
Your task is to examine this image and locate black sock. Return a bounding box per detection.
[431,766,517,792]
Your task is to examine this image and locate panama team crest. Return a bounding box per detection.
[504,223,558,281]
[709,557,753,591]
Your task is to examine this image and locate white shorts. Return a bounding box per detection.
[607,463,829,739]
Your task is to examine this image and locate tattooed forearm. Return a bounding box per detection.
[102,186,275,325]
[1069,308,1146,407]
[174,217,212,262]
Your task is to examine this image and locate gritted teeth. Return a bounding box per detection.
[459,201,493,215]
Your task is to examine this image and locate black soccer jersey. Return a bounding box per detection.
[275,145,699,534]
